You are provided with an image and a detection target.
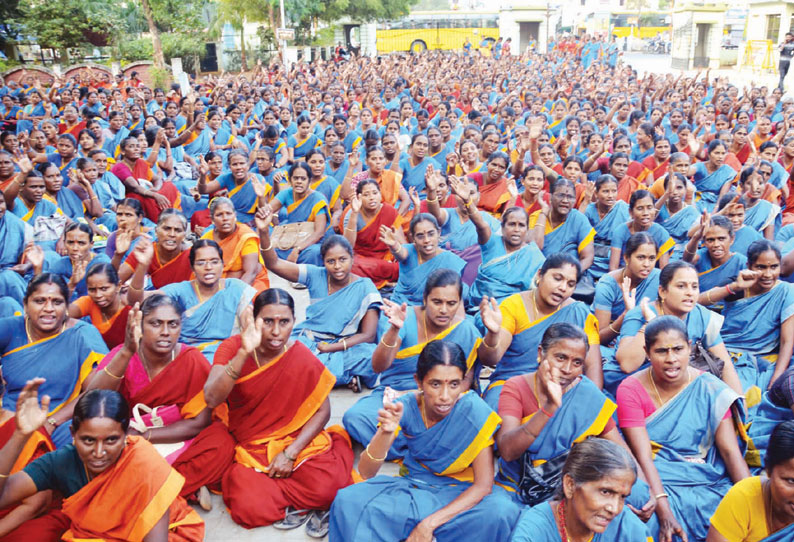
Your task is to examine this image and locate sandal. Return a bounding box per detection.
[305,509,331,538]
[273,506,311,530]
[348,375,362,394]
[291,281,307,290]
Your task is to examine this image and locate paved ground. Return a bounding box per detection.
[199,51,781,541]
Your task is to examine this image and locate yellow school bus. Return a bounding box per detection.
[376,11,500,53]
[610,11,671,39]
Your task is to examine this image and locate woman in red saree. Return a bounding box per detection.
[729,125,753,166]
[111,137,180,223]
[467,151,512,217]
[0,384,203,542]
[199,198,269,292]
[118,210,193,289]
[171,289,354,534]
[68,264,132,349]
[341,179,402,287]
[341,146,409,213]
[610,152,647,203]
[642,137,671,182]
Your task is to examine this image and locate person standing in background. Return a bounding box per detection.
[779,32,794,91]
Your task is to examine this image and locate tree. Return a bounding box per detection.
[624,0,653,38]
[139,0,165,69]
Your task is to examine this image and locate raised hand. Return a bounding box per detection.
[640,297,656,323]
[239,305,264,354]
[123,303,142,354]
[583,179,596,203]
[448,175,470,204]
[251,176,267,199]
[408,187,421,210]
[254,204,274,232]
[69,258,88,288]
[23,242,44,273]
[381,298,408,330]
[620,276,637,312]
[378,225,400,249]
[479,296,503,334]
[132,235,155,267]
[536,357,564,409]
[376,400,404,434]
[14,379,50,436]
[507,178,519,199]
[348,149,360,169]
[734,269,759,290]
[350,193,362,214]
[198,156,210,177]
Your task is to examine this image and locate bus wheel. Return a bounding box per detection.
[410,40,427,53]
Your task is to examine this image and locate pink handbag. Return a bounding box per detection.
[129,404,192,464]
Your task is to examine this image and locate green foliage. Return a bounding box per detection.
[149,66,171,89]
[19,0,123,50]
[412,0,450,10]
[117,37,153,62]
[115,32,203,71]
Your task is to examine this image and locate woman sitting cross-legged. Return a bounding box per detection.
[84,295,212,467]
[0,384,203,541]
[257,204,381,391]
[510,438,652,542]
[618,316,750,542]
[495,323,653,519]
[170,289,354,536]
[330,340,521,542]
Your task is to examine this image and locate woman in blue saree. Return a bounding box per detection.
[269,161,330,266]
[740,165,779,239]
[496,323,653,513]
[655,172,700,259]
[205,111,236,165]
[710,420,794,542]
[582,174,630,280]
[127,238,257,364]
[305,150,342,217]
[593,232,660,347]
[45,223,110,301]
[40,162,87,221]
[684,215,748,309]
[342,270,482,459]
[257,230,381,390]
[467,204,545,309]
[691,140,736,212]
[183,117,211,158]
[46,134,80,185]
[399,134,441,195]
[609,261,742,397]
[609,189,674,271]
[619,316,750,542]
[477,253,602,412]
[331,341,520,542]
[287,115,321,162]
[529,179,595,273]
[0,188,31,304]
[197,149,270,224]
[720,241,794,397]
[0,274,107,447]
[379,213,466,306]
[511,439,653,542]
[8,170,63,253]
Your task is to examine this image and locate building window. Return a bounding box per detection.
[768,14,781,42]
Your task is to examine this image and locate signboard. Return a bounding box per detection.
[276,28,295,41]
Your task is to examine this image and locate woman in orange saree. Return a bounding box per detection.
[642,136,671,182]
[200,197,269,291]
[467,151,512,217]
[118,210,193,289]
[341,179,401,287]
[171,289,354,534]
[0,385,203,542]
[341,146,409,213]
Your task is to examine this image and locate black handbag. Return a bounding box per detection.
[689,339,724,378]
[516,450,569,506]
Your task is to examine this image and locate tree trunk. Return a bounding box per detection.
[240,25,248,72]
[267,2,282,61]
[140,0,165,69]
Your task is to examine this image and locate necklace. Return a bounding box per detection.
[252,344,288,368]
[556,500,569,542]
[138,343,176,381]
[327,273,352,295]
[25,317,65,343]
[649,367,691,407]
[422,311,444,343]
[529,289,558,321]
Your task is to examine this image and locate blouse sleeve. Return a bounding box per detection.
[616,376,655,429]
[592,277,617,314]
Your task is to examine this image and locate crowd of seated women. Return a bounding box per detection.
[1,33,794,541]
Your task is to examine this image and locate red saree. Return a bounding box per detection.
[125,244,193,289]
[469,173,511,216]
[643,156,668,181]
[172,338,354,528]
[734,143,752,165]
[617,175,646,203]
[350,203,401,287]
[60,437,203,542]
[111,159,181,223]
[626,161,651,184]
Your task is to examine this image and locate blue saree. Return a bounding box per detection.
[642,372,745,542]
[440,210,500,252]
[332,391,520,542]
[744,200,780,234]
[309,175,341,210]
[218,172,270,223]
[693,162,736,212]
[273,188,330,265]
[657,203,700,260]
[603,303,724,397]
[584,201,630,280]
[611,222,674,264]
[511,501,652,542]
[721,282,794,395]
[532,209,596,259]
[695,249,747,307]
[468,239,545,308]
[592,269,660,321]
[0,318,107,447]
[287,134,321,160]
[390,245,466,306]
[746,392,791,468]
[732,225,765,255]
[292,265,382,387]
[160,278,257,363]
[183,130,210,157]
[483,299,598,412]
[399,156,441,195]
[342,312,481,459]
[0,212,31,303]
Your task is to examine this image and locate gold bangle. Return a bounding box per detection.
[342,338,348,351]
[425,197,438,203]
[637,325,646,334]
[483,337,499,349]
[344,227,357,233]
[684,245,696,255]
[261,240,273,251]
[608,322,619,334]
[145,429,152,441]
[380,336,398,348]
[0,473,8,479]
[103,366,124,379]
[127,283,142,292]
[364,443,387,462]
[706,290,714,304]
[654,492,669,500]
[224,363,240,380]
